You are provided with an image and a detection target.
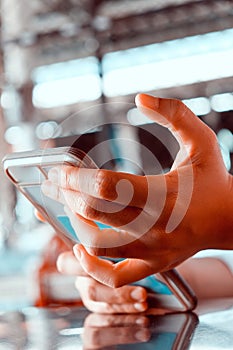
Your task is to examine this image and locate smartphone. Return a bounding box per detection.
[2,146,197,312]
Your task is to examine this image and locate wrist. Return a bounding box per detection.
[190,172,233,251]
[207,173,233,250]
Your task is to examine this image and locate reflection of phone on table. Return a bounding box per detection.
[118,312,198,350]
[3,146,197,312]
[0,307,198,349]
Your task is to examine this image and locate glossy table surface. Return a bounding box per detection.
[0,298,233,349]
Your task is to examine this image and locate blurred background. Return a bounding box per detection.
[0,0,233,310]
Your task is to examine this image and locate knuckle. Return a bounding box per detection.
[104,303,114,313]
[55,186,62,202]
[95,170,116,200]
[80,201,91,218]
[65,166,74,188]
[60,166,78,188]
[174,98,184,109]
[59,166,68,187]
[207,127,218,144]
[110,276,124,289]
[86,284,95,300]
[173,98,188,122]
[86,247,101,256]
[78,196,97,219]
[165,173,178,200]
[114,285,131,302]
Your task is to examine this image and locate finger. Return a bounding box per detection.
[135,93,216,151]
[63,207,155,257]
[76,277,147,314]
[41,182,157,238]
[75,276,147,304]
[63,206,136,249]
[81,298,148,314]
[92,283,147,304]
[42,180,132,216]
[73,245,153,288]
[56,251,87,276]
[41,181,66,205]
[47,166,166,208]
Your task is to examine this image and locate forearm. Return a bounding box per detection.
[176,257,233,299]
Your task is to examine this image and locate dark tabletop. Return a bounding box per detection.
[0,298,233,349]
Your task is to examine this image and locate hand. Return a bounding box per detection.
[57,251,148,314]
[42,93,233,287]
[36,209,148,313]
[82,313,150,349]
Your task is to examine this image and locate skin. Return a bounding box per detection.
[82,313,150,349]
[41,93,233,288]
[56,251,233,314]
[36,211,233,312]
[56,250,148,314]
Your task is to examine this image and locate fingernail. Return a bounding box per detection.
[134,303,146,312]
[135,94,158,110]
[131,287,144,301]
[48,168,58,183]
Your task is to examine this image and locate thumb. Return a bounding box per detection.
[135,93,215,151]
[73,244,152,288]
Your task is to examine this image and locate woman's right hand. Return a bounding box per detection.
[42,93,233,288]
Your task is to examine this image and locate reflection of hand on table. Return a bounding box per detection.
[82,313,150,349]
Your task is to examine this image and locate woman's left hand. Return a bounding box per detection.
[57,251,148,314]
